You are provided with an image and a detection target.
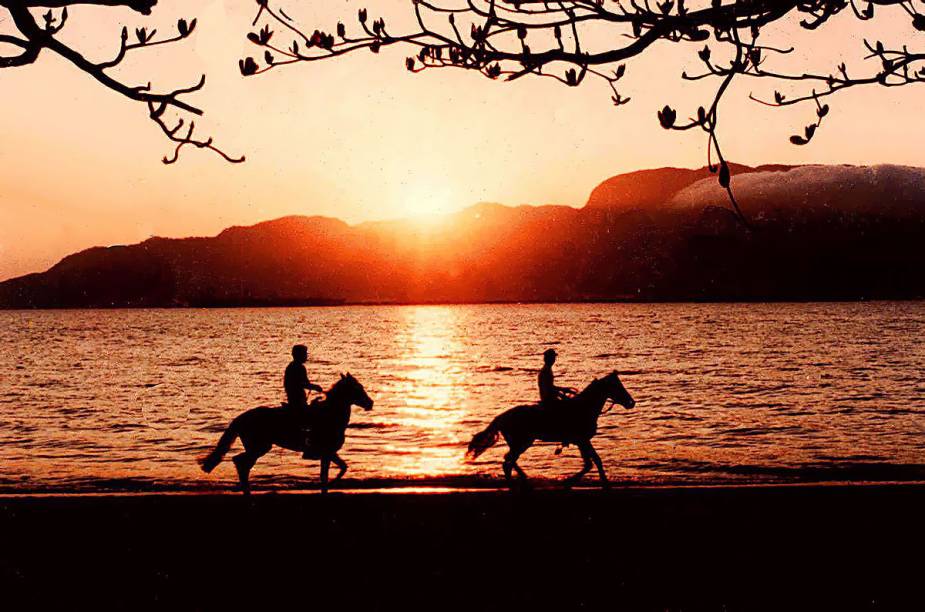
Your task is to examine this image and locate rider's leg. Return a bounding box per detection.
[331,453,348,483]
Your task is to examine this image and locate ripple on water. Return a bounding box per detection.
[0,302,923,491]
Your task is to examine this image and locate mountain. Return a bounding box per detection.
[585,163,794,212]
[2,164,924,307]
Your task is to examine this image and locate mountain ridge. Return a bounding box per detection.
[3,163,924,307]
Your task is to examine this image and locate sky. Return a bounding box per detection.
[1,0,923,280]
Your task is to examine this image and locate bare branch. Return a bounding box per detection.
[1,3,240,164]
[0,0,157,16]
[239,0,925,224]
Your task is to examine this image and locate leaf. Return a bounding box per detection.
[358,8,367,24]
[247,32,260,45]
[264,50,274,65]
[804,124,816,140]
[657,105,676,129]
[817,104,829,118]
[615,64,625,79]
[698,45,711,62]
[178,19,188,37]
[790,135,808,145]
[406,57,415,71]
[238,57,258,76]
[136,28,146,44]
[337,22,346,37]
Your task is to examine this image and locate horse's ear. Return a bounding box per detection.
[340,373,346,380]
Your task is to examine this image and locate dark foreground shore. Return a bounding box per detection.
[2,484,924,611]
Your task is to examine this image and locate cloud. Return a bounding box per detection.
[670,164,925,220]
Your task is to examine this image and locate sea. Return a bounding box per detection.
[2,302,924,492]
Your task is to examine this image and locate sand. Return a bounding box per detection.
[2,484,924,610]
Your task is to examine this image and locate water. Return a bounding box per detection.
[1,303,924,492]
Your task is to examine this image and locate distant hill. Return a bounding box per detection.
[585,163,794,212]
[2,163,924,307]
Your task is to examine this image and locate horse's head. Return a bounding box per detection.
[601,371,635,410]
[337,372,374,411]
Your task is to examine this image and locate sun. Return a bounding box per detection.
[398,182,460,221]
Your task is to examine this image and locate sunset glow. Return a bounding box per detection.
[2,1,925,280]
[5,1,925,608]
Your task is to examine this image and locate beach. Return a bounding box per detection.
[3,483,924,610]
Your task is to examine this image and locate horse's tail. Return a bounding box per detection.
[466,415,502,461]
[199,418,239,473]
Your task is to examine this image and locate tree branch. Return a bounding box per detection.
[1,3,241,163]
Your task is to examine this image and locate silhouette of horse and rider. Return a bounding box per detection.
[200,344,373,494]
[201,344,635,494]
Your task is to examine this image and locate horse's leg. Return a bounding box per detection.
[585,442,609,488]
[232,435,271,495]
[319,456,330,494]
[502,447,514,483]
[503,440,532,490]
[330,453,348,484]
[565,442,593,487]
[232,452,256,495]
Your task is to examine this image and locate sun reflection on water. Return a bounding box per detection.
[378,306,472,476]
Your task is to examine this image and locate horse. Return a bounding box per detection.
[199,373,373,494]
[466,371,635,489]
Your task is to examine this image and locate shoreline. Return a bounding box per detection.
[4,478,925,498]
[2,297,925,310]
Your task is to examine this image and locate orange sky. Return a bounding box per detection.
[1,1,923,280]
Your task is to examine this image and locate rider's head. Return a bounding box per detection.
[292,344,309,363]
[543,348,557,365]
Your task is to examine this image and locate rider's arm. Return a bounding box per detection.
[557,385,577,398]
[296,366,321,393]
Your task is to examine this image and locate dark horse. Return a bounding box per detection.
[199,373,373,494]
[466,371,635,488]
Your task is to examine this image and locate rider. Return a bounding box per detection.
[538,348,575,406]
[284,344,324,416]
[539,348,576,455]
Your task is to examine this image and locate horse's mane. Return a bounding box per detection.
[575,376,605,400]
[325,374,356,397]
